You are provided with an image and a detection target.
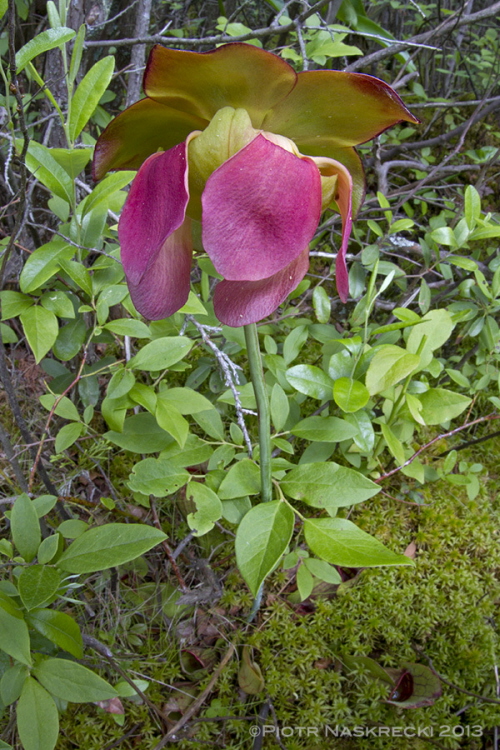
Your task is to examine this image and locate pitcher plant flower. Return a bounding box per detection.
[93,43,418,326]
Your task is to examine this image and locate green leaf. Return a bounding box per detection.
[296,564,314,600]
[11,494,41,562]
[0,605,32,666]
[34,658,117,702]
[418,388,471,425]
[128,336,193,371]
[16,27,75,71]
[0,664,29,705]
[37,535,61,565]
[304,557,342,584]
[192,408,225,441]
[68,56,115,141]
[17,678,59,750]
[218,459,261,500]
[430,226,457,247]
[55,422,83,453]
[281,462,380,511]
[283,325,308,365]
[20,240,73,294]
[365,345,420,396]
[333,377,370,413]
[105,413,173,453]
[304,518,412,567]
[155,399,189,448]
[27,609,83,659]
[344,411,375,453]
[50,148,91,179]
[58,520,89,539]
[104,318,151,338]
[53,318,87,361]
[291,416,358,443]
[56,523,168,573]
[40,290,75,318]
[106,369,136,400]
[20,306,58,363]
[82,171,135,216]
[0,290,33,320]
[39,393,80,422]
[380,423,405,465]
[18,566,61,610]
[286,365,334,399]
[68,23,85,84]
[127,458,190,497]
[235,501,294,597]
[270,383,289,432]
[312,286,331,323]
[160,434,213,468]
[157,387,215,415]
[406,309,454,369]
[25,142,74,203]
[0,322,18,343]
[58,259,92,294]
[186,483,223,536]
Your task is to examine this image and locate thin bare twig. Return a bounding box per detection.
[376,413,500,483]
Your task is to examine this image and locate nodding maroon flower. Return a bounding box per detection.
[93,43,418,326]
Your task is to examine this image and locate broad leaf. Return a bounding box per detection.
[281,462,380,511]
[286,365,334,399]
[418,388,471,425]
[16,27,75,71]
[11,493,41,562]
[17,678,59,750]
[291,416,358,443]
[218,459,261,500]
[365,345,420,395]
[18,566,61,610]
[235,501,294,596]
[68,56,115,141]
[27,609,83,659]
[186,482,223,536]
[104,413,173,453]
[333,377,370,413]
[128,336,193,372]
[0,604,32,666]
[34,658,117,702]
[304,517,413,567]
[57,523,168,573]
[20,306,58,363]
[127,458,190,497]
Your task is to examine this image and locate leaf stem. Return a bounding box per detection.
[244,323,272,503]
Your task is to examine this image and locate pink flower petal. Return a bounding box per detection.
[127,220,192,320]
[118,142,190,286]
[213,248,309,326]
[311,156,354,303]
[202,135,321,281]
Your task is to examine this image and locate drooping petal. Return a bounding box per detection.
[202,134,321,281]
[311,156,353,303]
[144,43,297,127]
[93,98,206,180]
[127,220,193,320]
[213,248,309,326]
[295,143,365,218]
[263,71,420,149]
[118,141,191,286]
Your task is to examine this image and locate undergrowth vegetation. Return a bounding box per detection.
[1,0,500,748]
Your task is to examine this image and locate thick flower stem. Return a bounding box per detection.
[243,323,272,504]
